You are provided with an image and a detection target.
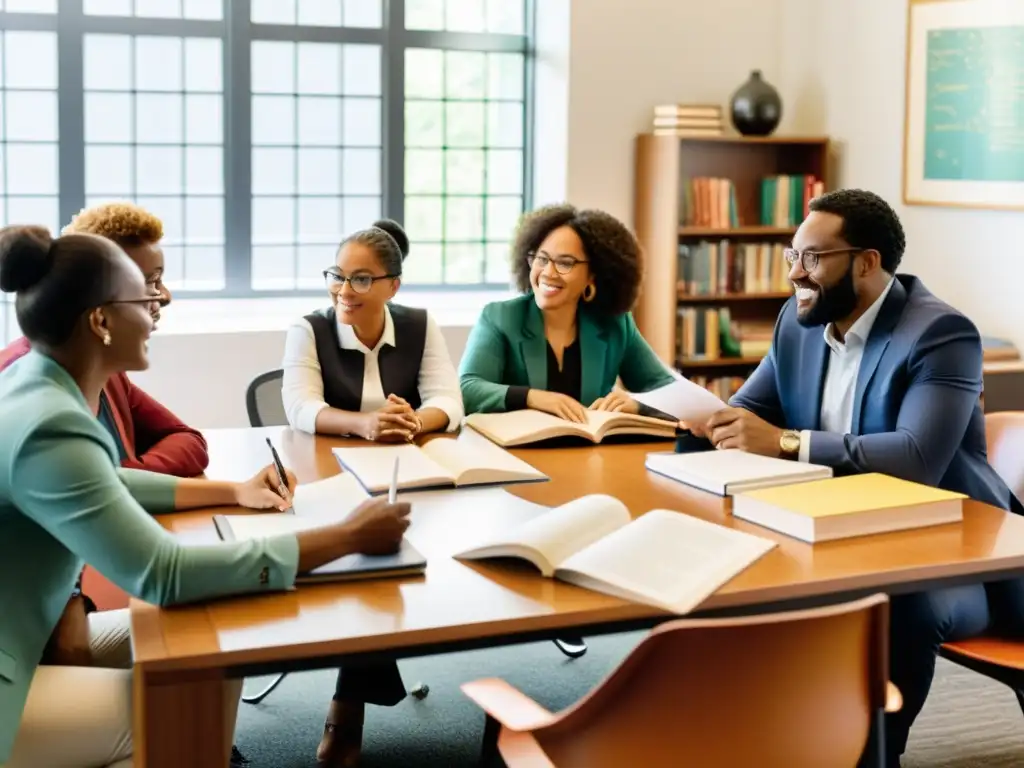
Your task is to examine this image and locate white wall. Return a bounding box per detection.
[778,0,1024,347]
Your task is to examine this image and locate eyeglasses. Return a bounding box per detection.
[323,269,398,294]
[783,247,862,272]
[527,251,588,275]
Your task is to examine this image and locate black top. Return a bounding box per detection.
[505,338,582,411]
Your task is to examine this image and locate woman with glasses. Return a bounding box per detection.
[280,218,462,768]
[459,203,677,419]
[0,225,412,768]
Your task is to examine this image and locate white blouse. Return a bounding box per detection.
[280,305,464,435]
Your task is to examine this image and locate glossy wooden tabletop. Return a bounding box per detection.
[130,427,1024,673]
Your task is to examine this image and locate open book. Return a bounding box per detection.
[213,472,426,583]
[464,408,678,448]
[453,494,776,615]
[645,449,833,496]
[332,432,547,494]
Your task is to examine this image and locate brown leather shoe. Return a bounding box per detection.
[316,699,365,768]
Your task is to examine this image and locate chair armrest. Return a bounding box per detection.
[885,681,902,713]
[461,678,557,732]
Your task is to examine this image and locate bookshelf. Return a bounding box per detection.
[633,134,832,398]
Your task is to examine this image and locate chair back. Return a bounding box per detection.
[245,369,286,427]
[986,411,1024,500]
[534,594,889,768]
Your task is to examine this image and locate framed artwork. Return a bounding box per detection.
[903,0,1024,210]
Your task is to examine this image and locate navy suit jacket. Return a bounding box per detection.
[731,274,1022,515]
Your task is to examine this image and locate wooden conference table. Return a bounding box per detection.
[130,427,1024,767]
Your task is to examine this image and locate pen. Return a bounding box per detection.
[389,456,400,504]
[265,437,294,514]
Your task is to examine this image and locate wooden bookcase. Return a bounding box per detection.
[632,134,832,393]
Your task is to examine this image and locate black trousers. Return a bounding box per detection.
[333,660,406,707]
[882,577,1024,767]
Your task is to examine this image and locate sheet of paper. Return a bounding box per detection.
[292,471,370,520]
[632,378,728,423]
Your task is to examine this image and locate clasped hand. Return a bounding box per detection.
[362,394,420,442]
[683,407,783,457]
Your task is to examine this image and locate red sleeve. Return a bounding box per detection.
[121,379,210,477]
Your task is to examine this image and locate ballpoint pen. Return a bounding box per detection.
[389,456,400,504]
[265,437,295,514]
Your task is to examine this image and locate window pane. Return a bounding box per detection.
[251,0,295,23]
[297,0,342,27]
[344,0,381,28]
[488,53,524,99]
[135,146,183,194]
[297,43,342,95]
[6,196,58,233]
[252,41,295,94]
[405,196,443,241]
[7,143,57,194]
[401,243,443,283]
[185,38,222,93]
[486,195,521,240]
[135,93,184,144]
[251,246,296,291]
[485,242,510,283]
[85,93,132,143]
[86,146,133,195]
[185,94,222,143]
[5,0,58,11]
[405,101,443,147]
[252,95,296,145]
[344,46,381,96]
[5,91,57,142]
[296,246,328,289]
[297,196,342,243]
[405,49,443,98]
[341,196,381,233]
[183,246,225,290]
[185,197,223,243]
[405,0,443,30]
[487,101,523,147]
[161,245,184,284]
[297,96,341,147]
[487,149,522,194]
[342,148,380,195]
[135,0,182,18]
[183,0,222,20]
[135,37,183,91]
[446,196,484,240]
[252,197,295,245]
[445,243,485,283]
[445,150,485,194]
[138,196,184,241]
[298,148,342,194]
[252,148,296,194]
[445,0,485,32]
[186,147,223,194]
[84,34,132,90]
[446,101,485,147]
[486,0,524,34]
[446,51,486,99]
[84,0,133,14]
[5,32,57,89]
[342,98,380,147]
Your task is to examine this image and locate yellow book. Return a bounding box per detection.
[731,473,965,543]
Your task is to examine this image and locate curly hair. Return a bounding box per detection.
[808,189,906,273]
[62,201,164,248]
[510,204,643,316]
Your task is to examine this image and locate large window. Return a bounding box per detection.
[0,0,531,336]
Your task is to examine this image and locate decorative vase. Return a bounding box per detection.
[729,70,782,137]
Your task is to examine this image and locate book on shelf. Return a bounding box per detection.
[453,493,777,614]
[464,408,678,448]
[760,174,824,227]
[645,448,833,496]
[332,432,548,494]
[688,374,747,401]
[676,306,778,363]
[682,177,738,229]
[732,473,965,542]
[677,240,793,296]
[652,104,724,137]
[212,473,427,583]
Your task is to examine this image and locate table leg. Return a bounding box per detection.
[133,665,232,768]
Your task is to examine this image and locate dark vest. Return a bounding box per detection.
[304,303,427,413]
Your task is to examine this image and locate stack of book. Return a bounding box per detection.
[652,104,725,137]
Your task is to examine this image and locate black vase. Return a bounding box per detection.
[729,70,782,137]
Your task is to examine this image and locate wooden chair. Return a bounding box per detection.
[463,594,901,768]
[940,411,1024,713]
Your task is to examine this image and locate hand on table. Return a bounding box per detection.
[361,401,419,443]
[589,390,639,414]
[234,463,298,511]
[526,389,587,423]
[703,407,783,457]
[341,497,412,555]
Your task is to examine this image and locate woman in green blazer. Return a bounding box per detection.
[0,226,410,768]
[459,203,677,420]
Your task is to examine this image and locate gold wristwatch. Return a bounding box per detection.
[779,430,801,457]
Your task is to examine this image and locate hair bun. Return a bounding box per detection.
[0,225,55,293]
[372,219,410,259]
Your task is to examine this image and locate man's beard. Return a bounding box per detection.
[796,259,858,327]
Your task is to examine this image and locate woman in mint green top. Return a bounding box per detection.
[459,203,677,419]
[0,226,410,768]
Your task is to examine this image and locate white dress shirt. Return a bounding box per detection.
[798,278,895,462]
[281,305,464,435]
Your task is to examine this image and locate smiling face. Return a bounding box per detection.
[529,225,593,312]
[326,241,399,327]
[122,241,169,326]
[789,211,863,327]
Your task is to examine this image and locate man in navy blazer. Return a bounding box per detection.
[691,189,1024,766]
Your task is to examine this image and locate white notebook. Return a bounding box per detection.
[454,494,776,615]
[645,449,833,496]
[332,434,548,494]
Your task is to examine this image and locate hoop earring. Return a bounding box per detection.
[583,284,596,302]
[102,331,112,347]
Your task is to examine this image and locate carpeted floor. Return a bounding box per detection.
[234,631,1024,767]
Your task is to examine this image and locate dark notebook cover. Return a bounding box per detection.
[213,514,427,584]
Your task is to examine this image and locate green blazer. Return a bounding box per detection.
[0,351,300,763]
[459,294,676,414]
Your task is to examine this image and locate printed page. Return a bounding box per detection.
[557,510,776,614]
[465,409,593,444]
[332,444,454,492]
[632,378,728,423]
[423,430,546,484]
[454,494,631,575]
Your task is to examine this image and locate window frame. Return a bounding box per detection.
[0,0,535,301]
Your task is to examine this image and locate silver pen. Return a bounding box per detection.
[389,456,400,504]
